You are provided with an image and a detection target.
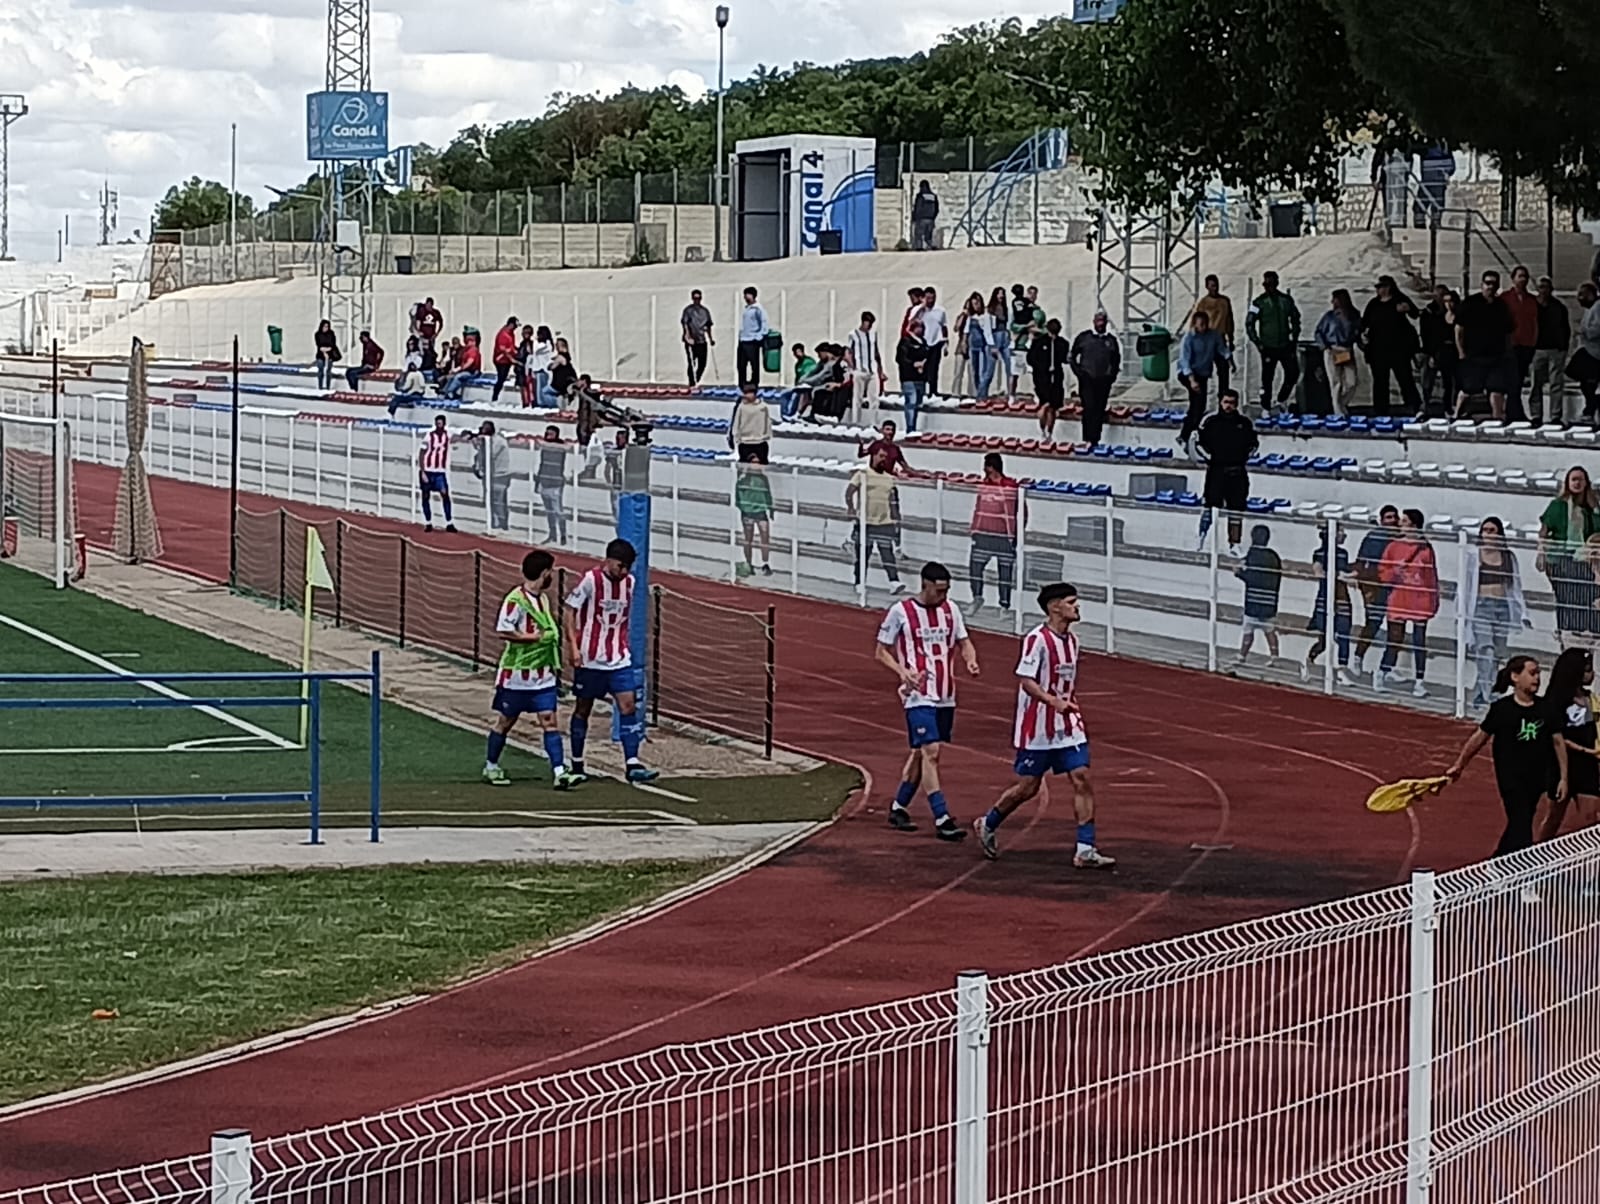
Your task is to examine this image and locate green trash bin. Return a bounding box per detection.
[266,325,284,357]
[762,330,783,375]
[1135,324,1172,383]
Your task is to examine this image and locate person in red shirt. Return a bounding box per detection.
[1502,265,1539,423]
[346,331,384,391]
[441,333,482,400]
[491,316,519,402]
[857,420,911,476]
[968,452,1021,612]
[412,297,443,348]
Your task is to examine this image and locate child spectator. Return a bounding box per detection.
[1233,524,1283,670]
[735,455,774,578]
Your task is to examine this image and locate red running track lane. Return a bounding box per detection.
[0,467,1503,1188]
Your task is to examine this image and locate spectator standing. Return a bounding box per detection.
[1246,271,1302,413]
[471,420,511,531]
[900,287,927,338]
[846,449,903,593]
[313,320,340,391]
[491,316,519,403]
[1461,515,1529,706]
[525,326,557,408]
[731,384,772,463]
[1303,525,1357,686]
[1539,647,1600,841]
[1539,466,1600,648]
[1233,525,1284,670]
[846,311,887,424]
[346,330,384,391]
[411,297,443,350]
[439,333,480,400]
[1353,505,1401,670]
[1503,265,1539,422]
[735,457,774,578]
[951,293,985,397]
[1454,270,1516,421]
[680,289,715,386]
[968,452,1019,614]
[1027,318,1071,444]
[1375,508,1440,698]
[737,286,769,389]
[514,325,535,402]
[1530,276,1572,426]
[1570,283,1600,425]
[1314,289,1361,416]
[534,424,568,544]
[1195,388,1257,554]
[896,321,930,432]
[548,336,576,404]
[1069,309,1120,447]
[986,287,1014,399]
[1419,286,1459,418]
[1361,276,1423,417]
[1176,309,1231,451]
[1188,275,1236,394]
[604,428,628,521]
[858,420,911,476]
[920,287,950,396]
[911,182,939,251]
[1010,285,1045,395]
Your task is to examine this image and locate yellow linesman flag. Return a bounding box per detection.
[306,526,335,591]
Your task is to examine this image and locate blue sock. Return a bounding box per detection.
[570,715,588,764]
[1077,821,1096,848]
[620,715,644,763]
[542,730,564,773]
[893,780,916,808]
[486,729,506,765]
[985,806,1004,832]
[928,791,950,822]
[420,492,433,523]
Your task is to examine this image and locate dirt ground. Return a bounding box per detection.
[8,548,818,780]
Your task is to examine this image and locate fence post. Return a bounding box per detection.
[1012,484,1025,635]
[650,584,663,728]
[954,970,990,1204]
[1406,869,1437,1204]
[1206,508,1220,672]
[1454,528,1468,718]
[397,538,408,648]
[472,550,483,668]
[276,509,287,609]
[763,604,776,759]
[307,677,323,844]
[1103,493,1117,655]
[856,470,868,607]
[210,1129,253,1204]
[1324,516,1337,695]
[369,649,382,843]
[334,520,344,628]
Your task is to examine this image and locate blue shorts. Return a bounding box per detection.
[492,686,558,720]
[906,705,955,749]
[573,666,637,701]
[1013,743,1090,778]
[421,471,449,494]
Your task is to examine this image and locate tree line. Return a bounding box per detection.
[153,3,1598,232]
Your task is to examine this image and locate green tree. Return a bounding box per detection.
[152,177,254,231]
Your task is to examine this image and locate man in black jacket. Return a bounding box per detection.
[1069,309,1120,446]
[1196,388,1258,554]
[1530,276,1573,426]
[1360,275,1422,417]
[911,182,939,251]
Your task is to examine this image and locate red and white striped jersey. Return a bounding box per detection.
[420,429,452,472]
[494,587,557,691]
[877,598,968,709]
[1013,624,1085,751]
[565,566,634,670]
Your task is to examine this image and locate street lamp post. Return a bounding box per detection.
[713,5,729,262]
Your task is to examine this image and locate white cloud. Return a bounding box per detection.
[0,0,1063,261]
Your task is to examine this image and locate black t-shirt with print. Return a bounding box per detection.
[1479,695,1556,794]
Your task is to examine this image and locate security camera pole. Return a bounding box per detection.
[0,94,28,262]
[713,5,730,263]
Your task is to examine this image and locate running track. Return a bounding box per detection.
[0,469,1502,1189]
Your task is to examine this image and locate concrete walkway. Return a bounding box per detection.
[0,822,815,881]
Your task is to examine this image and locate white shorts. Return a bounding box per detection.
[1242,616,1276,637]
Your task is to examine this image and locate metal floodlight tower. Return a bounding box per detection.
[1094,204,1201,379]
[1,94,28,261]
[321,0,375,344]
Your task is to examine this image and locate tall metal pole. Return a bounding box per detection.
[229,334,241,588]
[229,122,239,280]
[0,95,26,262]
[713,6,729,263]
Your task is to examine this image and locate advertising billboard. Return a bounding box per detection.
[306,91,390,160]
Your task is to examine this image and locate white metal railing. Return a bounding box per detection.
[5,388,1581,723]
[5,830,1598,1203]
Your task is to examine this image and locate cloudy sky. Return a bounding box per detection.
[0,0,1064,262]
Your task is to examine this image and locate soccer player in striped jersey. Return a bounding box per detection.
[877,560,980,841]
[563,538,659,784]
[974,582,1115,868]
[418,414,458,533]
[484,549,579,789]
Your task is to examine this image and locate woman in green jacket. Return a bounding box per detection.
[1538,465,1600,647]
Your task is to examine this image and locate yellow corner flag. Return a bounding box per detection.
[300,526,336,744]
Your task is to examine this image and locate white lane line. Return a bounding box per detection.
[0,612,298,749]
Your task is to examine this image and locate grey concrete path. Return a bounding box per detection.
[0,822,814,881]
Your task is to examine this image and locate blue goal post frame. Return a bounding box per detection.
[0,650,384,845]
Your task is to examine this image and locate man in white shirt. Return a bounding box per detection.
[846,311,886,425]
[919,286,949,398]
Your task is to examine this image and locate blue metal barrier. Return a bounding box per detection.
[0,650,383,844]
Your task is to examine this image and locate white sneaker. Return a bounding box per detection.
[1372,667,1385,692]
[974,817,998,860]
[1074,846,1117,869]
[1337,668,1357,687]
[890,581,907,595]
[1300,662,1312,683]
[1412,680,1428,699]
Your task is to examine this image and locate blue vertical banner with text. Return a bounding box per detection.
[307,91,390,161]
[613,491,652,742]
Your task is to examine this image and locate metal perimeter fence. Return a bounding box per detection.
[6,832,1599,1204]
[231,506,776,757]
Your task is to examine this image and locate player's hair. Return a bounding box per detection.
[1493,654,1538,696]
[920,561,952,584]
[522,550,554,580]
[605,538,638,568]
[1037,582,1078,610]
[1544,648,1592,717]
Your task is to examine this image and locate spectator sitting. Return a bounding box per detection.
[346,331,384,391]
[858,420,910,476]
[791,344,839,423]
[403,335,424,373]
[439,333,481,400]
[437,336,462,378]
[780,342,817,419]
[388,364,428,416]
[805,346,852,422]
[1233,524,1284,671]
